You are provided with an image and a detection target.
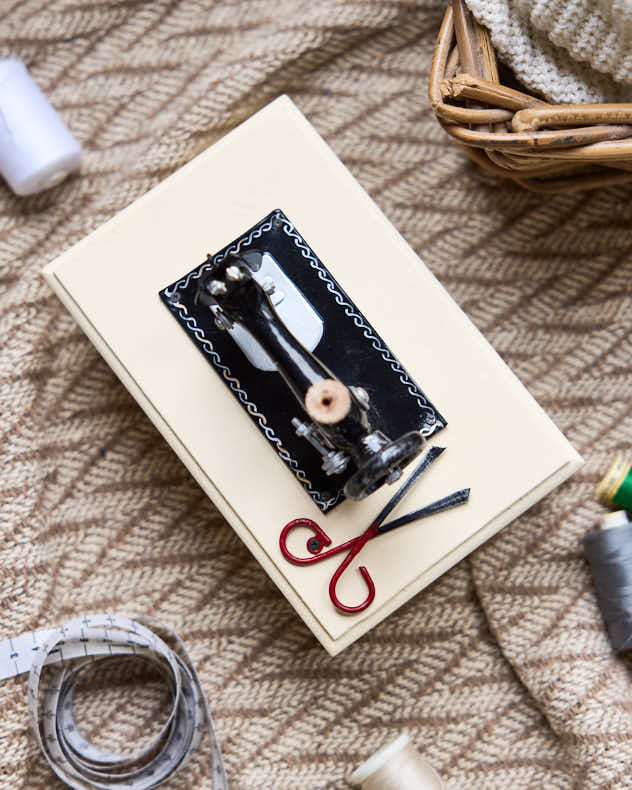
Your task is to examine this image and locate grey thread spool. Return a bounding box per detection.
[584,510,632,652]
[349,733,444,790]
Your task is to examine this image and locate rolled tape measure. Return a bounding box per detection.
[0,614,227,789]
[0,58,81,196]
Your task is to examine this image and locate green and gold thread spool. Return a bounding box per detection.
[597,455,632,510]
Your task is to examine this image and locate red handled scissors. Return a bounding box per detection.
[279,447,470,614]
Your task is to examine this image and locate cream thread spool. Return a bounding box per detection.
[349,733,445,790]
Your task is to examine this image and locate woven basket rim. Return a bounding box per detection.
[429,1,632,192]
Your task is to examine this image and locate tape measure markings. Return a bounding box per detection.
[0,614,228,790]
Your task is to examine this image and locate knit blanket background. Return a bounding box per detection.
[2,2,632,788]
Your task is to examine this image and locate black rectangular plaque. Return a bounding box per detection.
[159,209,445,512]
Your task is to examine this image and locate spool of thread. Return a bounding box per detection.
[597,455,632,510]
[0,58,81,195]
[349,733,444,790]
[584,510,632,652]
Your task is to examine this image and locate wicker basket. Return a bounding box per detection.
[429,0,632,192]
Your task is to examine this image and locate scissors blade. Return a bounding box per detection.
[377,488,470,534]
[372,445,446,529]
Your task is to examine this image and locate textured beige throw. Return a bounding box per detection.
[2,2,632,789]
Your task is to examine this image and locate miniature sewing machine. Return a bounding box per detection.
[160,210,471,614]
[195,250,425,501]
[160,210,445,512]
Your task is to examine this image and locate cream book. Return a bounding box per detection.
[43,96,582,655]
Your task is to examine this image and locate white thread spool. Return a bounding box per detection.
[600,510,631,530]
[0,58,81,195]
[349,733,445,790]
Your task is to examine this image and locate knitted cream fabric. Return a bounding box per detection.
[465,0,632,103]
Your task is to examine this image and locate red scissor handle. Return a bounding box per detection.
[279,518,378,614]
[279,518,334,563]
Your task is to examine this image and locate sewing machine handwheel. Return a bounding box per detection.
[343,432,424,501]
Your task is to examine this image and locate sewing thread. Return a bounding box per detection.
[349,733,444,790]
[584,511,632,653]
[0,614,227,790]
[0,58,81,195]
[597,455,632,510]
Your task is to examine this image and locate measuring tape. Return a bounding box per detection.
[0,614,228,789]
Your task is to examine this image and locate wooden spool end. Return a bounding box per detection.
[304,379,351,425]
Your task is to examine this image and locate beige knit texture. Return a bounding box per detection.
[1,1,632,789]
[465,0,632,103]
